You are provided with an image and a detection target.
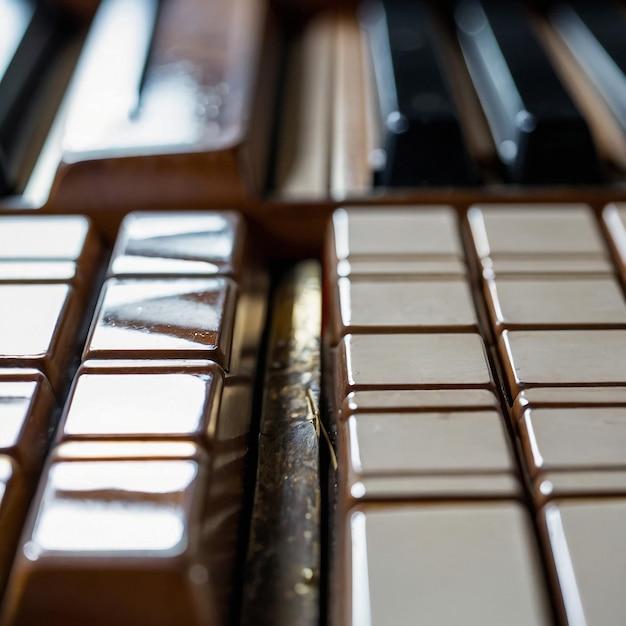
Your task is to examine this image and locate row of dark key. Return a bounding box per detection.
[3,0,626,195]
[363,0,626,186]
[0,212,267,625]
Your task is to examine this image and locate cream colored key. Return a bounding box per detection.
[335,333,494,404]
[519,407,626,476]
[540,499,626,626]
[108,212,247,279]
[341,502,552,626]
[327,207,465,282]
[468,205,610,276]
[0,372,55,481]
[0,457,27,595]
[331,207,462,257]
[1,444,244,626]
[0,216,100,286]
[329,276,478,344]
[342,388,500,416]
[83,278,237,371]
[484,277,626,331]
[499,330,626,396]
[534,472,626,503]
[340,410,519,501]
[603,203,626,280]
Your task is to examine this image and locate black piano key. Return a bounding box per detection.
[360,0,475,187]
[0,0,61,195]
[550,0,626,134]
[455,0,601,184]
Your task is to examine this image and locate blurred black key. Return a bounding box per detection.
[360,0,475,187]
[455,0,601,184]
[0,0,61,195]
[551,0,626,133]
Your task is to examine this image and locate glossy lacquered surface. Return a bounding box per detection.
[58,365,224,447]
[84,277,237,369]
[108,212,246,279]
[2,451,229,626]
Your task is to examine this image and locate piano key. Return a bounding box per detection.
[0,0,62,194]
[455,0,600,183]
[83,277,237,370]
[499,329,626,397]
[57,364,225,447]
[37,0,275,212]
[534,472,626,503]
[484,276,626,331]
[540,499,626,625]
[340,409,519,502]
[514,386,626,413]
[327,207,465,282]
[2,450,236,626]
[512,387,626,435]
[329,276,478,344]
[550,0,626,135]
[0,371,55,481]
[0,456,27,594]
[360,0,474,186]
[331,13,372,197]
[0,215,101,286]
[108,211,247,280]
[467,204,610,276]
[0,283,83,394]
[335,333,494,403]
[341,502,552,626]
[519,406,626,478]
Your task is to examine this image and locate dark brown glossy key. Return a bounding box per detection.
[0,283,82,393]
[57,363,225,448]
[0,456,27,594]
[108,211,246,279]
[83,277,237,370]
[1,445,236,626]
[0,370,55,480]
[0,215,100,286]
[467,205,610,277]
[519,406,626,477]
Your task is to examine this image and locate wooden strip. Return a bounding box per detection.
[331,12,370,198]
[241,261,321,626]
[274,13,334,198]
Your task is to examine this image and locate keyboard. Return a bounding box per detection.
[2,0,626,624]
